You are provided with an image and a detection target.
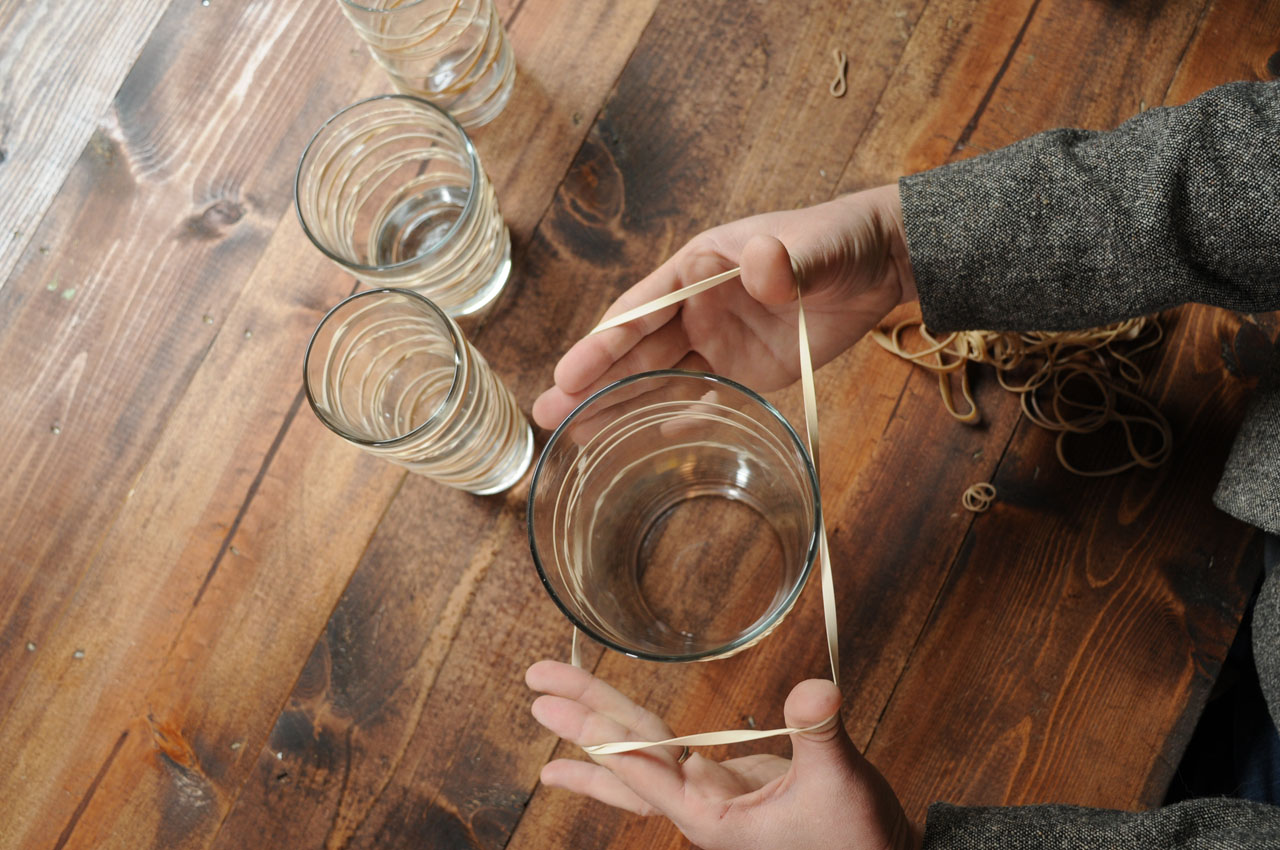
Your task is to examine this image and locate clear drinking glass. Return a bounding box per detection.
[304,288,533,495]
[528,371,821,661]
[337,0,515,128]
[295,95,511,319]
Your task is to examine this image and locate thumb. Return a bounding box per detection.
[784,679,861,774]
[739,235,799,305]
[784,680,922,850]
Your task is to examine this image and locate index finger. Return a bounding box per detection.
[527,661,693,816]
[530,692,691,818]
[553,251,688,395]
[555,242,741,394]
[526,660,675,744]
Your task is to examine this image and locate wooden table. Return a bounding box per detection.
[3,1,1278,847]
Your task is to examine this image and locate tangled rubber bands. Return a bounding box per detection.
[871,316,1173,484]
[962,482,997,513]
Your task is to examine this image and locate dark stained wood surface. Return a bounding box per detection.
[1,0,1277,848]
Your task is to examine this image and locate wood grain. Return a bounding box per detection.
[0,0,370,727]
[514,0,1263,844]
[1,0,1272,847]
[865,307,1261,822]
[858,0,1277,823]
[502,0,1051,844]
[473,0,663,246]
[0,1,378,846]
[0,1,663,848]
[1164,0,1280,102]
[199,0,671,843]
[0,210,398,850]
[0,0,172,286]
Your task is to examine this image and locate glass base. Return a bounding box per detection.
[440,229,512,319]
[459,418,534,496]
[406,417,533,496]
[447,56,515,128]
[388,22,516,129]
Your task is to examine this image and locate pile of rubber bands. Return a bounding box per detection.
[871,315,1172,498]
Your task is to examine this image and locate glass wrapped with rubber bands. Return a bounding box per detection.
[528,371,821,662]
[337,0,515,128]
[295,95,511,318]
[304,288,533,494]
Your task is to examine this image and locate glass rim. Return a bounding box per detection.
[293,93,482,274]
[526,369,823,663]
[302,287,463,447]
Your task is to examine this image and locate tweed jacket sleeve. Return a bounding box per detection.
[898,81,1280,847]
[899,80,1280,332]
[922,799,1280,848]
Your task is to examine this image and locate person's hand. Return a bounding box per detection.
[533,184,916,429]
[526,660,922,850]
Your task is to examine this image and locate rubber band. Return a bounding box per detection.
[830,49,848,98]
[577,264,840,758]
[962,482,996,512]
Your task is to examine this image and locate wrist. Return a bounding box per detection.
[874,182,918,306]
[823,184,917,309]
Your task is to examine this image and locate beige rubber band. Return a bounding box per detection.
[590,267,750,334]
[830,49,848,98]
[584,717,833,756]
[578,264,840,758]
[962,482,996,513]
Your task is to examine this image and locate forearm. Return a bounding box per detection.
[900,81,1280,333]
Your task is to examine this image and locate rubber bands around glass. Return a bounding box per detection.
[528,371,821,662]
[303,288,533,495]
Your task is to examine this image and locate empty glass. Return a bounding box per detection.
[337,0,515,128]
[295,95,511,318]
[528,371,821,661]
[304,288,532,494]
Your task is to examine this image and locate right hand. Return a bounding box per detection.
[527,660,922,850]
[532,184,917,430]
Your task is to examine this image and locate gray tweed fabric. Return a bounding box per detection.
[900,80,1280,845]
[922,799,1280,848]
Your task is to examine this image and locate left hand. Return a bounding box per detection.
[526,660,922,850]
[531,187,915,430]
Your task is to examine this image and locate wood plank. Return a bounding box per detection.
[860,0,1279,822]
[1,2,1266,850]
[836,0,1206,187]
[0,218,399,850]
[199,0,670,845]
[473,0,666,246]
[0,1,384,846]
[0,0,368,723]
[1163,0,1280,101]
[864,307,1262,822]
[211,482,592,850]
[0,1,665,848]
[0,0,172,287]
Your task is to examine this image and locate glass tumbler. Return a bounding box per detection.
[528,371,821,662]
[295,95,511,319]
[304,288,533,495]
[337,0,515,128]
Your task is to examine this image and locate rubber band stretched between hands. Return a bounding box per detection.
[576,262,840,757]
